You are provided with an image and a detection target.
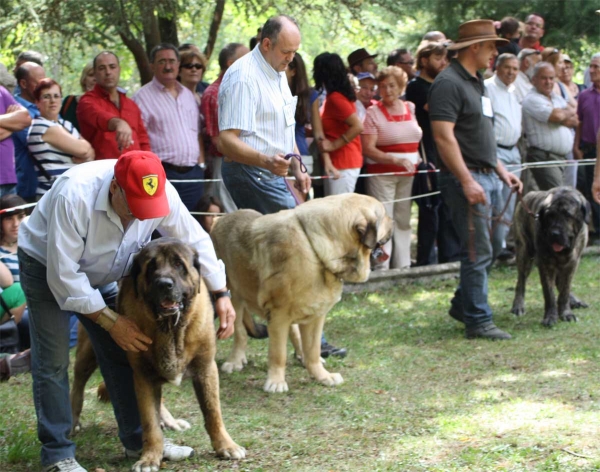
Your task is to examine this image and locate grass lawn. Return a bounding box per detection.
[1,255,599,471]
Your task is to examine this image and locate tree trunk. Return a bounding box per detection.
[158,14,179,47]
[119,31,153,85]
[140,2,161,57]
[203,0,226,61]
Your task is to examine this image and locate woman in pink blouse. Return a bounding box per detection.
[361,66,423,269]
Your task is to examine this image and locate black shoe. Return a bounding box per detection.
[448,307,464,323]
[497,248,515,262]
[321,342,347,359]
[466,322,512,340]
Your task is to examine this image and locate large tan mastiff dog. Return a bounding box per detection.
[119,238,244,471]
[211,194,393,393]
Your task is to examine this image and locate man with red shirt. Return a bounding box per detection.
[201,42,248,213]
[518,14,545,52]
[77,52,150,159]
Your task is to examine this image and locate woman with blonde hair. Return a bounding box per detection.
[178,47,208,105]
[59,62,95,131]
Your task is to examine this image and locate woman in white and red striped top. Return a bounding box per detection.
[361,66,423,269]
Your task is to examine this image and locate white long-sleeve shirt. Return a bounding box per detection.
[19,159,226,314]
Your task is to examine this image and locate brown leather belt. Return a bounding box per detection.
[162,162,194,174]
[467,167,495,174]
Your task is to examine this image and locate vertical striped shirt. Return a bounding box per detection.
[522,89,574,155]
[27,117,79,195]
[484,75,522,147]
[218,46,297,166]
[133,78,200,167]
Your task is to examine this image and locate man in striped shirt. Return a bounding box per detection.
[218,15,311,215]
[522,62,578,191]
[133,44,204,211]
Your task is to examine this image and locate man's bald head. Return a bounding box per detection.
[15,62,46,102]
[259,15,301,72]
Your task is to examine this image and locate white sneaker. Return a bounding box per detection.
[43,458,87,472]
[125,438,195,462]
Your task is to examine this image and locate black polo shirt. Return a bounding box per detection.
[405,77,439,166]
[428,58,497,170]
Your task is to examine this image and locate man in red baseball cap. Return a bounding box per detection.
[18,150,235,472]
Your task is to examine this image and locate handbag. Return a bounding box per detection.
[0,296,20,354]
[412,142,440,210]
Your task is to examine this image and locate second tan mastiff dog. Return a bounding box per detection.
[211,194,393,393]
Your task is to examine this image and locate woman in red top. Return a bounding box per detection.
[362,66,423,269]
[313,53,364,195]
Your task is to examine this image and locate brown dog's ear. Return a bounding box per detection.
[193,254,202,294]
[582,199,592,225]
[356,221,378,249]
[130,257,142,298]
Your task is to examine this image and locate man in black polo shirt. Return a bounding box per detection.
[429,20,522,340]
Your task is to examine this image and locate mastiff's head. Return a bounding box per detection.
[537,187,590,254]
[129,238,202,326]
[296,194,393,283]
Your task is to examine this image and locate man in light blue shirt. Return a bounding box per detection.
[485,53,522,256]
[18,151,235,472]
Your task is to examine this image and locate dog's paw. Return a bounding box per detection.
[161,418,191,431]
[511,304,525,316]
[542,317,558,327]
[221,357,247,374]
[263,379,289,393]
[131,459,160,472]
[319,372,344,387]
[70,422,81,436]
[216,443,246,460]
[560,312,577,323]
[569,294,588,309]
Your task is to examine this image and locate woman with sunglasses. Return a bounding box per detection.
[178,49,208,106]
[27,78,94,198]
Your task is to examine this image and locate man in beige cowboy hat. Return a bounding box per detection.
[429,20,523,340]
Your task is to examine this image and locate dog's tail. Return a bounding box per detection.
[97,382,110,403]
[243,312,269,339]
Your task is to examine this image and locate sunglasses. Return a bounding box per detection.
[181,63,204,70]
[397,60,415,66]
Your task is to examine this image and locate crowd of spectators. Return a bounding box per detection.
[1,13,599,372]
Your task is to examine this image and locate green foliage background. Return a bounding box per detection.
[0,0,599,94]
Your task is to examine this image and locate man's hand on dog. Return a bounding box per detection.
[215,298,236,340]
[110,316,153,352]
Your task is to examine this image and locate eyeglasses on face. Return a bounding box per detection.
[397,60,415,65]
[181,63,204,70]
[40,93,62,100]
[157,58,178,66]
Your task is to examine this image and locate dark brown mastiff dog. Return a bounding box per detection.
[511,187,590,327]
[74,238,245,472]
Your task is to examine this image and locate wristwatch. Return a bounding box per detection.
[212,290,231,300]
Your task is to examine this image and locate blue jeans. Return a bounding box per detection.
[439,171,505,328]
[19,249,142,466]
[221,161,295,215]
[164,164,204,212]
[492,147,522,251]
[0,183,16,197]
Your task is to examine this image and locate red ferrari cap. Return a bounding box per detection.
[114,151,169,220]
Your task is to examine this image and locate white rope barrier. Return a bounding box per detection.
[0,159,595,215]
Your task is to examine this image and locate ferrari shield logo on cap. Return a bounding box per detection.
[142,175,158,196]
